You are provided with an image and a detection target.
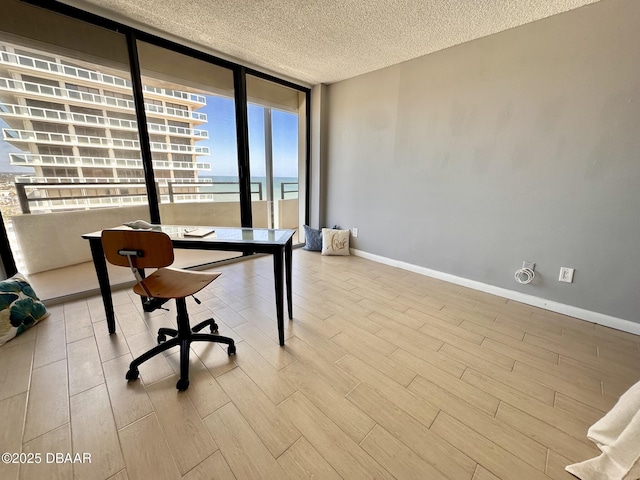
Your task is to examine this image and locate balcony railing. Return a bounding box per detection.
[149,141,209,155]
[144,102,206,122]
[0,78,207,121]
[3,128,210,154]
[16,176,146,184]
[280,182,299,199]
[0,51,207,105]
[167,181,263,203]
[0,103,209,138]
[14,180,265,213]
[142,85,206,105]
[14,176,217,185]
[24,195,149,212]
[10,153,211,171]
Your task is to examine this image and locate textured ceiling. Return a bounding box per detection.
[59,0,601,85]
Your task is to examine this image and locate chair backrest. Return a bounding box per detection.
[101,229,174,269]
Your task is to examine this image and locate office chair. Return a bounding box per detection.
[101,229,236,391]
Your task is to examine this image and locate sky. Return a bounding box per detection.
[202,96,299,179]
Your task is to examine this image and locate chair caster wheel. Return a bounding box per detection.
[211,323,219,334]
[157,334,166,344]
[176,378,189,391]
[126,369,139,381]
[228,345,236,355]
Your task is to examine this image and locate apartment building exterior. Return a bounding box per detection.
[0,40,212,214]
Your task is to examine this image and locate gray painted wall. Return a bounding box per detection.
[323,0,640,322]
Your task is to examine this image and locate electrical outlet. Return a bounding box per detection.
[559,267,574,283]
[351,227,358,238]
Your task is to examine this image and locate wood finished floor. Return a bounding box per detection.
[1,249,639,480]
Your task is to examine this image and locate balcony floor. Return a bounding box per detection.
[27,249,244,302]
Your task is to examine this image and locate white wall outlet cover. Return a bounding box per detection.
[352,228,358,237]
[559,267,574,283]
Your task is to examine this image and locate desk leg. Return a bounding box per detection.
[285,240,293,320]
[273,248,285,346]
[89,239,115,334]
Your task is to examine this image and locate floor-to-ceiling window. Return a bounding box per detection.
[0,1,144,278]
[0,0,309,299]
[247,75,306,232]
[136,40,244,264]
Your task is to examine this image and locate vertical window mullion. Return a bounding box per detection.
[126,31,160,223]
[264,107,274,228]
[304,89,311,226]
[233,66,252,228]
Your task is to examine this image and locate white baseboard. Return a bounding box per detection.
[350,248,640,336]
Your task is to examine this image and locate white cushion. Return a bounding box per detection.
[321,228,350,256]
[566,379,640,480]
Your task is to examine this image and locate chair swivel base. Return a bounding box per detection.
[125,298,235,391]
[157,317,219,343]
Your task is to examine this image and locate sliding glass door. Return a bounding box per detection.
[247,75,305,234]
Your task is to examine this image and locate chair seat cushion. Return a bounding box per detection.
[133,268,221,299]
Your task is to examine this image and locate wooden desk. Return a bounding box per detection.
[82,225,296,346]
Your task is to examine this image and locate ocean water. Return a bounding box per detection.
[199,175,298,200]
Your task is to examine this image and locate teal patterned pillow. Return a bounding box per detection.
[0,273,49,347]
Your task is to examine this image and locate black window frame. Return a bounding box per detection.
[20,0,311,228]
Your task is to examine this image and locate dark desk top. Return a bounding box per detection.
[83,225,296,246]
